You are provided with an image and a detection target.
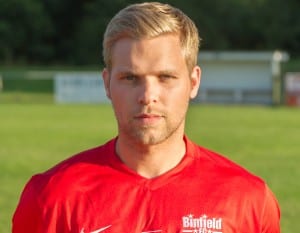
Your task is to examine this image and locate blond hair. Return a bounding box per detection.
[102,2,200,72]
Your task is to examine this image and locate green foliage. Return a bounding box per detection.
[0,104,299,232]
[0,0,54,64]
[259,0,300,56]
[0,0,300,64]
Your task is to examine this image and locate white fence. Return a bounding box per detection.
[54,72,108,103]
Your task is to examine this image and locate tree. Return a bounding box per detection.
[259,0,300,56]
[1,0,299,65]
[0,0,54,64]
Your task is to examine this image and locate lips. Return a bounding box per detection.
[134,113,163,124]
[135,113,161,118]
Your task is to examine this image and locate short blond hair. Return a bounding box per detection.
[103,2,200,72]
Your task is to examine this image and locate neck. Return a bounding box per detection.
[115,134,186,178]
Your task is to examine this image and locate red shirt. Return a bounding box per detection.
[13,137,280,233]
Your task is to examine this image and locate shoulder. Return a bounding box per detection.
[185,138,280,227]
[22,138,116,203]
[13,139,117,230]
[186,137,267,192]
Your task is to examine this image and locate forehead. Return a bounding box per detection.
[110,34,188,73]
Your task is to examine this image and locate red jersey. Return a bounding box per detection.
[13,137,280,233]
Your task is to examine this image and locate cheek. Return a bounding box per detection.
[165,88,190,111]
[110,88,133,116]
[111,100,127,123]
[111,94,126,112]
[171,84,192,101]
[109,83,126,101]
[111,91,133,106]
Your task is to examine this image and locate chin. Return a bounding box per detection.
[132,131,170,146]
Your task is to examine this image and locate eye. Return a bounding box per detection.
[126,75,137,80]
[120,74,138,81]
[159,74,176,81]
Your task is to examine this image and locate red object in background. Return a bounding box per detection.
[286,94,300,106]
[285,73,300,106]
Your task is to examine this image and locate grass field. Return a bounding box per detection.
[1,103,300,232]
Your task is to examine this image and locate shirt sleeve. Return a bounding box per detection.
[12,178,43,233]
[261,184,281,233]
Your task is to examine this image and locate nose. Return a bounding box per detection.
[137,77,158,105]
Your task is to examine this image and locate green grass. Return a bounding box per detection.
[1,104,300,232]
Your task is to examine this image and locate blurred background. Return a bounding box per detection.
[1,0,300,232]
[1,0,300,105]
[0,0,299,66]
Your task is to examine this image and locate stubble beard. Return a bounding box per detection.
[118,114,186,146]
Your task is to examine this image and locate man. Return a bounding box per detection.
[13,2,280,233]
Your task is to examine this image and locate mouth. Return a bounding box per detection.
[134,113,164,124]
[135,113,161,118]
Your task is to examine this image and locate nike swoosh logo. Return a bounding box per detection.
[90,225,112,233]
[142,231,162,233]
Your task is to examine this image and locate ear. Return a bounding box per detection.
[190,65,201,99]
[102,68,111,99]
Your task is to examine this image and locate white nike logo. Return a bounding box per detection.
[91,225,112,233]
[142,230,162,233]
[80,225,112,233]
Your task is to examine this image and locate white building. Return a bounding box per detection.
[196,51,289,105]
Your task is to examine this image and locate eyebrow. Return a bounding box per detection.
[115,68,179,77]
